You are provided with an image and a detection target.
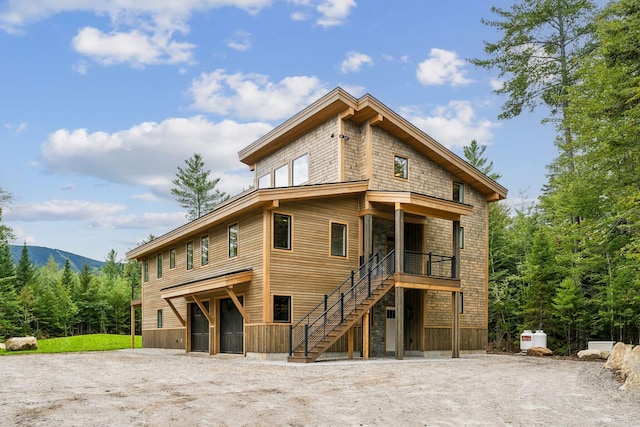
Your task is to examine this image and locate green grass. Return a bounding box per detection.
[0,334,142,355]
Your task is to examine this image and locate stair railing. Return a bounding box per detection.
[289,250,396,357]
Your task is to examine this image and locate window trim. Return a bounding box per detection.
[156,253,163,279]
[143,259,149,282]
[186,241,194,270]
[169,248,176,269]
[393,154,409,180]
[228,223,239,258]
[201,235,209,266]
[273,294,292,324]
[292,152,309,186]
[157,309,163,328]
[329,221,348,258]
[273,212,293,251]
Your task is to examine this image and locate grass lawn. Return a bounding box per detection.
[0,334,142,355]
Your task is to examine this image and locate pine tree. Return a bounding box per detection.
[171,153,229,220]
[15,242,34,293]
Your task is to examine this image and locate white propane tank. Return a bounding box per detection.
[533,330,547,348]
[520,330,533,352]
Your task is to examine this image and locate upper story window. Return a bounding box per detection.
[229,223,238,258]
[274,164,289,188]
[258,173,271,189]
[394,155,408,179]
[169,248,176,269]
[330,222,347,257]
[453,182,464,203]
[156,254,163,279]
[186,241,194,270]
[143,259,149,282]
[201,235,209,266]
[274,213,292,250]
[292,154,309,186]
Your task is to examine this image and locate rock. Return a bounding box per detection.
[578,349,608,360]
[604,342,633,372]
[0,343,5,350]
[527,347,553,357]
[5,336,38,351]
[620,345,640,391]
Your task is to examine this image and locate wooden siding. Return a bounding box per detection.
[142,328,185,349]
[269,196,361,323]
[424,327,488,351]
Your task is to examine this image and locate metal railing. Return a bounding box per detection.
[289,251,396,357]
[404,250,457,279]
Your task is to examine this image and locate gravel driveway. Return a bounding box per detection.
[1,349,638,426]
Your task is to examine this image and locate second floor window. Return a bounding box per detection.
[394,155,408,179]
[201,235,209,266]
[229,223,238,258]
[274,213,291,250]
[156,254,163,279]
[186,241,194,270]
[143,259,149,282]
[169,248,176,269]
[453,182,464,203]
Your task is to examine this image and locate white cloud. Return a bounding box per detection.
[490,78,504,91]
[290,11,308,21]
[399,101,498,148]
[40,116,272,198]
[71,26,195,67]
[416,48,472,87]
[15,122,28,134]
[317,0,355,27]
[5,200,127,222]
[340,51,372,74]
[227,29,251,51]
[188,69,329,121]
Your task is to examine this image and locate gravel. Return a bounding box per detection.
[1,349,638,426]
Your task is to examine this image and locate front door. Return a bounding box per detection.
[220,297,243,354]
[385,307,396,353]
[190,301,209,353]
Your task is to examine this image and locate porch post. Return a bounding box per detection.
[395,205,404,360]
[363,310,370,360]
[452,291,460,358]
[363,213,373,262]
[453,220,461,279]
[130,304,135,349]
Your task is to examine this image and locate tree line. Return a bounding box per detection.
[474,0,639,353]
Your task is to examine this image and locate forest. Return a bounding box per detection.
[0,0,638,354]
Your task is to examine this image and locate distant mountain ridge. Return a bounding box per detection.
[9,245,105,272]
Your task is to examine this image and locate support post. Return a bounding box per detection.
[363,310,370,360]
[452,291,460,358]
[348,327,354,360]
[395,205,405,360]
[363,214,373,263]
[453,220,461,279]
[130,304,135,349]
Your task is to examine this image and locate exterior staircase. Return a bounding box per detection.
[288,251,395,363]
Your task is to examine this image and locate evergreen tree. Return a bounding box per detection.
[15,242,35,293]
[102,249,123,279]
[171,153,229,220]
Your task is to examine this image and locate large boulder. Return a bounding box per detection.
[604,342,640,390]
[5,336,38,351]
[604,342,633,371]
[578,349,609,360]
[527,346,553,357]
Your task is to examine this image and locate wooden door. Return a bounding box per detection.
[385,306,396,353]
[220,297,243,354]
[190,301,209,353]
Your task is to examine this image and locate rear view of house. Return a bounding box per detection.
[126,88,507,362]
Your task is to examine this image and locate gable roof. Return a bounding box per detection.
[238,87,507,202]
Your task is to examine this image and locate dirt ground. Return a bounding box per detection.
[1,349,639,426]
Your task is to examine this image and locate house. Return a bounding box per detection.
[126,88,507,362]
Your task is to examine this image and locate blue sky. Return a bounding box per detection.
[1,0,558,261]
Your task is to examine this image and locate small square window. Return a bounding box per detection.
[170,248,176,269]
[156,254,163,279]
[394,155,408,179]
[330,222,347,257]
[273,295,291,323]
[292,153,309,186]
[186,241,194,270]
[157,309,163,328]
[229,223,238,258]
[258,173,271,189]
[274,164,289,188]
[201,235,209,266]
[143,259,149,282]
[453,182,464,203]
[274,213,291,250]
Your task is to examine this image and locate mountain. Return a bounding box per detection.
[9,245,105,272]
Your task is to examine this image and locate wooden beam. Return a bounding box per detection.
[165,298,186,327]
[130,304,136,349]
[348,327,354,360]
[226,287,249,323]
[193,295,214,325]
[339,107,355,120]
[370,113,383,126]
[395,206,404,360]
[160,270,253,300]
[363,310,370,360]
[263,207,271,323]
[452,291,460,358]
